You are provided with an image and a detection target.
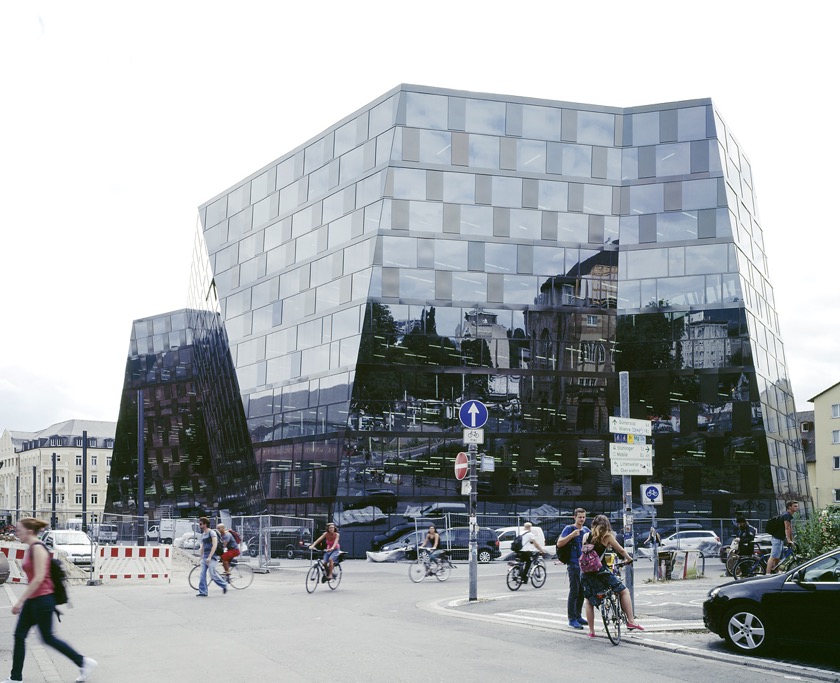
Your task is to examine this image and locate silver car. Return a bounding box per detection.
[659,530,721,557]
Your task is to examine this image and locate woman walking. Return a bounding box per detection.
[3,518,97,683]
[581,514,645,638]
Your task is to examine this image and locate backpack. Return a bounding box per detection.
[766,515,786,540]
[510,534,524,553]
[557,542,572,564]
[34,542,69,606]
[579,533,605,574]
[229,529,242,545]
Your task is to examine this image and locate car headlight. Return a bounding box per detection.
[708,587,721,599]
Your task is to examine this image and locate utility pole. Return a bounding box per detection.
[619,371,635,608]
[82,430,88,534]
[468,440,477,602]
[51,452,57,529]
[32,465,36,517]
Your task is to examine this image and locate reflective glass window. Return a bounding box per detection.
[632,112,660,146]
[253,193,279,228]
[465,99,506,135]
[335,117,362,156]
[492,176,521,208]
[391,168,426,200]
[669,247,685,275]
[340,146,366,184]
[419,130,452,164]
[409,201,443,232]
[443,172,475,204]
[327,214,352,249]
[682,179,719,210]
[521,105,562,141]
[618,280,640,308]
[343,239,374,274]
[460,205,493,236]
[228,207,253,241]
[684,243,728,275]
[516,139,547,173]
[215,243,239,272]
[369,95,397,138]
[485,243,516,273]
[583,185,612,215]
[510,209,541,240]
[332,306,360,339]
[405,92,449,130]
[298,319,322,349]
[557,213,589,242]
[658,211,698,241]
[301,344,330,376]
[292,203,321,238]
[399,269,435,299]
[356,171,383,207]
[622,148,638,180]
[627,184,664,214]
[561,144,592,176]
[503,275,537,304]
[656,143,691,176]
[678,106,707,142]
[296,231,319,261]
[382,236,417,268]
[626,249,668,279]
[434,240,468,270]
[468,134,500,169]
[276,154,302,189]
[577,111,615,146]
[251,168,276,203]
[658,275,705,305]
[538,180,568,211]
[227,184,250,215]
[316,280,341,312]
[252,305,273,334]
[452,272,486,300]
[309,160,338,199]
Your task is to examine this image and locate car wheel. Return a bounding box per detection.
[723,605,770,654]
[285,544,297,560]
[478,549,492,563]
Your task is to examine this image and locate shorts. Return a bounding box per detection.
[769,537,787,559]
[323,548,340,564]
[222,549,240,563]
[581,568,626,607]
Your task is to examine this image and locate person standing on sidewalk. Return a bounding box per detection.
[196,517,227,597]
[3,518,97,683]
[556,508,589,630]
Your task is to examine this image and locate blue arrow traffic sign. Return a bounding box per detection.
[459,400,488,429]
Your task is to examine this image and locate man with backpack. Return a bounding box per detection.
[196,517,227,597]
[216,523,241,577]
[513,522,546,584]
[766,501,798,574]
[556,508,589,630]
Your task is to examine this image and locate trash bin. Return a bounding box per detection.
[0,551,10,585]
[658,550,675,580]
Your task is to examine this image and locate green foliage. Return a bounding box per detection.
[794,506,840,560]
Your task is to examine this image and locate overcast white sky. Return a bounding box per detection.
[1,0,836,432]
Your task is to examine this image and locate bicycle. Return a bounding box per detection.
[188,556,253,590]
[733,543,801,579]
[305,550,345,593]
[595,560,630,645]
[409,550,454,583]
[506,553,547,591]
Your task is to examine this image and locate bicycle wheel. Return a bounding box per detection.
[506,565,523,591]
[601,594,621,645]
[733,558,761,579]
[409,561,426,583]
[530,564,546,588]
[434,561,452,582]
[188,565,200,591]
[328,564,342,590]
[725,552,741,577]
[227,563,254,589]
[305,565,320,593]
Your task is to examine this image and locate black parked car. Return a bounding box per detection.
[703,546,840,655]
[438,527,500,563]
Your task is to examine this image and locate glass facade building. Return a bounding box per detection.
[185,85,809,519]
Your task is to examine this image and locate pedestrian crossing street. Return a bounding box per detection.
[489,608,706,633]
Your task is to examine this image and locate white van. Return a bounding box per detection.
[159,519,200,544]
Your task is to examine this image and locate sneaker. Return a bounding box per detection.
[76,657,98,682]
[196,593,208,597]
[2,678,23,682]
[321,575,328,583]
[222,584,228,594]
[568,619,583,630]
[577,617,588,626]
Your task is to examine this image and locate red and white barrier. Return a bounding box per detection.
[0,542,30,583]
[96,545,172,583]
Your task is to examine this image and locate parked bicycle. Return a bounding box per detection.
[409,550,454,583]
[305,549,346,593]
[596,560,630,645]
[188,557,253,590]
[506,553,547,590]
[733,543,801,580]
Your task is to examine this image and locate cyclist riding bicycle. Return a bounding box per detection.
[310,523,341,583]
[516,522,546,584]
[733,516,758,557]
[420,525,445,565]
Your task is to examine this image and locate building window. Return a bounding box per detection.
[105,439,114,448]
[91,474,98,485]
[106,457,112,467]
[800,422,811,433]
[833,404,840,418]
[75,437,83,447]
[76,474,82,484]
[833,430,840,445]
[586,315,598,326]
[91,455,98,466]
[834,456,840,470]
[835,489,840,504]
[60,494,65,503]
[88,438,97,448]
[76,455,82,466]
[75,494,82,505]
[91,493,98,505]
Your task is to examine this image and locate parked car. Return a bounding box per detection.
[496,526,543,556]
[659,530,721,557]
[346,489,398,513]
[264,526,313,559]
[371,522,437,551]
[379,530,428,559]
[146,525,160,542]
[703,546,840,654]
[438,527,500,563]
[41,530,94,565]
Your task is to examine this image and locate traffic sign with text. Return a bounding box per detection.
[463,429,484,445]
[609,443,653,459]
[608,416,652,436]
[610,458,653,476]
[459,400,488,429]
[613,433,646,445]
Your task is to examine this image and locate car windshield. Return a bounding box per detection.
[52,531,91,545]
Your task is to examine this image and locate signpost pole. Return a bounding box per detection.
[468,441,478,602]
[619,371,634,609]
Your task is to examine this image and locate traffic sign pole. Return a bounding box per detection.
[468,441,478,602]
[619,371,634,609]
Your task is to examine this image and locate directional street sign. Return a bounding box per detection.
[613,433,646,445]
[610,458,653,476]
[454,452,469,480]
[480,455,495,472]
[463,429,484,445]
[608,416,652,436]
[609,443,653,459]
[459,400,488,429]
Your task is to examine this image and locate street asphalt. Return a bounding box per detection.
[0,558,836,682]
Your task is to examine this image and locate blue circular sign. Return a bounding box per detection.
[644,485,660,501]
[459,400,488,429]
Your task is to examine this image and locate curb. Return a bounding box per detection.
[420,594,840,683]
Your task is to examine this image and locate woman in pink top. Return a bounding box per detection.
[3,518,97,683]
[310,523,340,581]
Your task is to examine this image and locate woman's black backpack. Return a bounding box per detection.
[34,542,69,606]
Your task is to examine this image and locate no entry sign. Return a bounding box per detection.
[454,452,469,480]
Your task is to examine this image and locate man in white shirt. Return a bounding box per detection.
[517,522,546,583]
